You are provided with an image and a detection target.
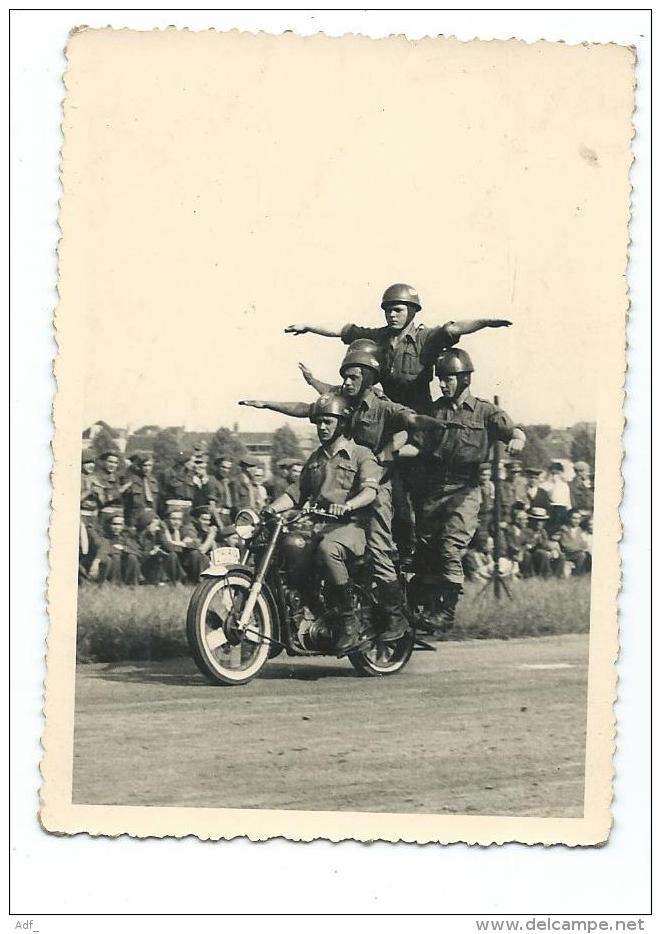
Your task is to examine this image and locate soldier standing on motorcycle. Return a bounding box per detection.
[263,393,381,657]
[405,348,526,633]
[240,340,442,644]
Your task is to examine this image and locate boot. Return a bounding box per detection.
[376,580,410,644]
[425,582,463,636]
[325,584,373,658]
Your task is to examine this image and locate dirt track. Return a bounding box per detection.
[73,634,588,816]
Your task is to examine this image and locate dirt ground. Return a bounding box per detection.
[73,633,588,817]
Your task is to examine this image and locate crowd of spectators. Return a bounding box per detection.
[464,460,594,584]
[78,443,303,586]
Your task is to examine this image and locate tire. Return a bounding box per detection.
[186,569,274,686]
[348,628,416,677]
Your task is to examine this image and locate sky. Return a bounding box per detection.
[61,30,631,435]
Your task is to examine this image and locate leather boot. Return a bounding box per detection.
[326,584,373,658]
[376,580,410,644]
[425,582,463,636]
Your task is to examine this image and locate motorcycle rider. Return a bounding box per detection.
[264,393,380,657]
[240,339,436,644]
[406,348,526,633]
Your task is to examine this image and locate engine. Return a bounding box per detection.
[283,584,335,654]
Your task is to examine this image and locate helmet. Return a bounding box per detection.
[435,348,474,378]
[309,393,351,422]
[381,283,421,311]
[339,339,381,377]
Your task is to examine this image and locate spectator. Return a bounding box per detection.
[501,460,527,517]
[80,451,97,503]
[191,505,219,557]
[98,508,141,585]
[523,467,552,512]
[124,452,160,528]
[543,461,572,529]
[161,450,197,507]
[505,508,535,578]
[251,463,269,509]
[134,507,173,585]
[464,530,495,582]
[90,449,127,509]
[477,462,495,532]
[232,455,267,512]
[206,457,235,528]
[526,507,562,578]
[571,461,594,512]
[161,505,208,583]
[559,510,591,575]
[78,496,110,583]
[581,514,594,573]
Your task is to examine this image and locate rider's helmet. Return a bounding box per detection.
[339,339,382,378]
[381,283,421,311]
[309,392,351,423]
[434,348,475,379]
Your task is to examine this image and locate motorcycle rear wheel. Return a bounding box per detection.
[348,629,415,677]
[187,571,274,686]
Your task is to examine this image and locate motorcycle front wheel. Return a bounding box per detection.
[348,629,415,677]
[186,570,274,686]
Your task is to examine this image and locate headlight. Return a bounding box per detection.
[234,508,260,540]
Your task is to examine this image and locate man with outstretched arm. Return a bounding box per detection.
[286,282,512,414]
[263,394,380,657]
[240,340,440,644]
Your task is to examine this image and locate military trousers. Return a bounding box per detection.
[367,481,398,584]
[315,522,367,586]
[415,484,482,587]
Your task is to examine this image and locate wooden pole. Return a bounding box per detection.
[492,394,502,600]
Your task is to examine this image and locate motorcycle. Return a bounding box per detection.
[186,506,426,686]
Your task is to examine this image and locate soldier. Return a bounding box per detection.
[205,456,235,527]
[161,504,208,583]
[135,507,174,585]
[231,455,268,512]
[523,467,552,512]
[161,450,197,507]
[264,393,380,656]
[240,340,439,642]
[90,449,128,510]
[571,461,594,512]
[191,505,220,557]
[80,451,97,504]
[79,495,111,583]
[98,508,141,585]
[265,457,303,501]
[286,283,511,414]
[408,348,526,632]
[123,452,160,527]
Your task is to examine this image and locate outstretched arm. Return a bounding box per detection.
[445,318,512,340]
[298,362,335,396]
[239,400,311,419]
[285,324,343,338]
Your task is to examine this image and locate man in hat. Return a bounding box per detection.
[90,449,128,509]
[406,348,525,632]
[205,456,235,528]
[285,282,512,414]
[124,452,160,528]
[500,460,527,518]
[524,467,552,512]
[264,392,381,656]
[231,455,268,512]
[571,461,594,513]
[98,508,141,584]
[79,495,111,583]
[526,506,560,578]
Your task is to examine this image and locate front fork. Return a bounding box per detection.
[236,517,284,632]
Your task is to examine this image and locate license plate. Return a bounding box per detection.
[210,546,241,565]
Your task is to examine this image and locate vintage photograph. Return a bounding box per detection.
[42,28,633,844]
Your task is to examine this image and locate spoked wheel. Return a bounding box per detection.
[348,628,416,677]
[186,570,274,685]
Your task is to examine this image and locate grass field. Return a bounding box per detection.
[76,576,591,663]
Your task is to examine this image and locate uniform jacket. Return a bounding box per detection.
[341,320,458,413]
[89,469,125,508]
[287,437,380,521]
[123,474,160,524]
[231,473,263,512]
[570,477,594,512]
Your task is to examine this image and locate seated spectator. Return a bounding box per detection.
[191,505,219,557]
[79,496,110,583]
[559,510,591,575]
[464,530,495,582]
[524,467,552,512]
[161,504,209,584]
[571,461,594,512]
[526,507,563,578]
[505,508,535,578]
[80,451,97,503]
[134,508,176,585]
[581,514,593,573]
[543,462,572,529]
[98,507,141,585]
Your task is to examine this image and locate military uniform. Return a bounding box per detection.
[413,391,517,591]
[340,320,458,414]
[286,436,380,585]
[304,387,413,584]
[124,473,160,527]
[205,474,235,525]
[89,468,125,510]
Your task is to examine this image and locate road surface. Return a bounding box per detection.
[73,633,588,816]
